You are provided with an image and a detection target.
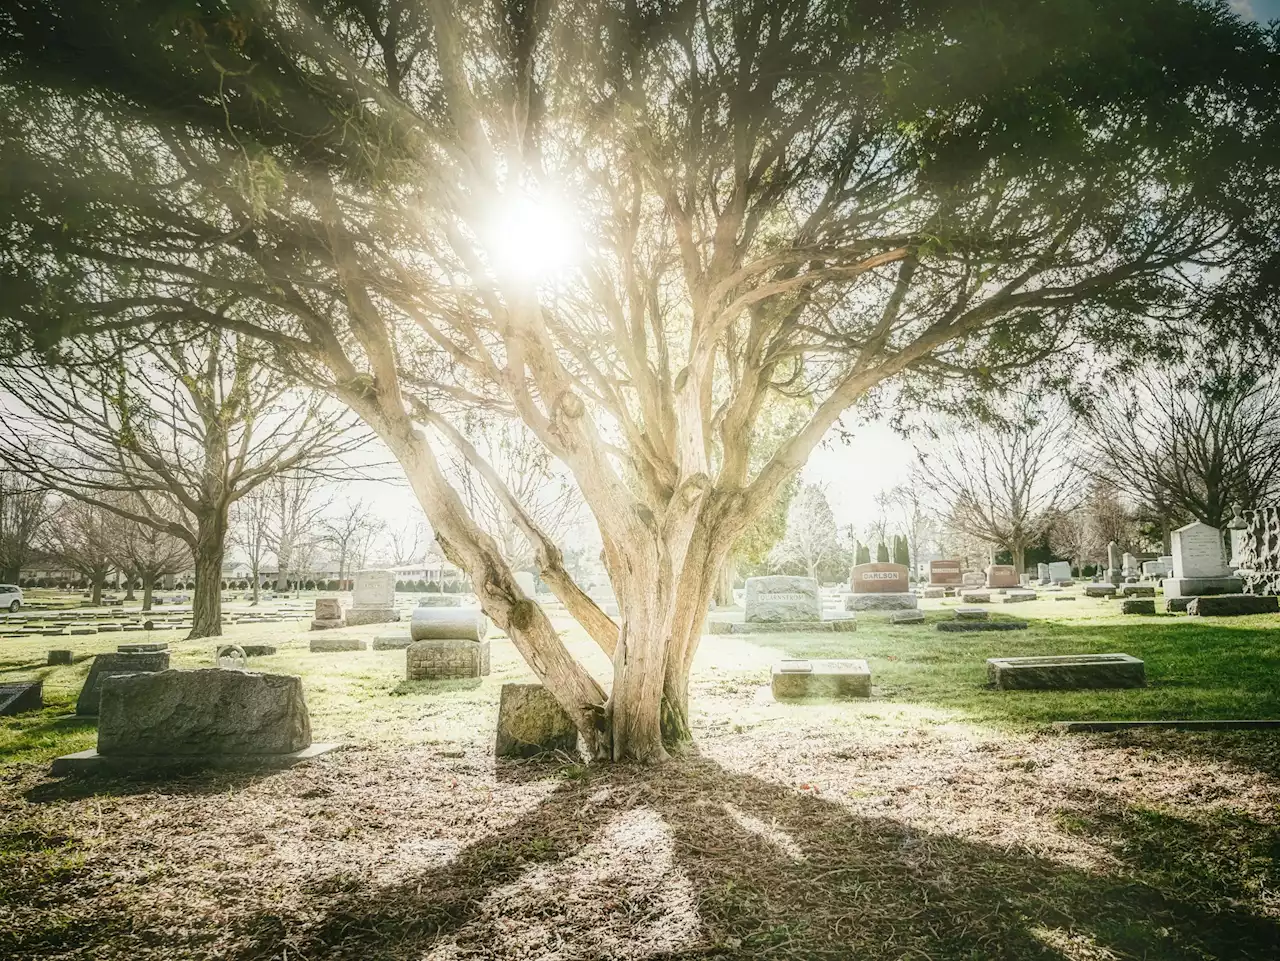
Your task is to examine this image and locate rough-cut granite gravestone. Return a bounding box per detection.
[406,638,491,679]
[0,681,42,716]
[1122,598,1157,615]
[1166,596,1193,613]
[891,609,926,624]
[309,637,367,653]
[1165,521,1240,599]
[98,669,311,756]
[76,650,171,715]
[929,560,963,588]
[1236,506,1280,596]
[922,587,946,599]
[986,653,1145,690]
[345,570,401,626]
[845,563,915,611]
[311,597,346,631]
[410,606,489,642]
[47,649,73,666]
[770,659,871,700]
[495,683,577,758]
[986,565,1019,589]
[1186,594,1280,617]
[937,620,1028,633]
[744,576,821,623]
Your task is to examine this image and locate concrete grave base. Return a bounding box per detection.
[843,592,917,612]
[728,617,857,634]
[987,653,1145,690]
[1164,576,1243,599]
[937,620,1028,633]
[922,587,946,599]
[1002,591,1038,603]
[406,638,491,679]
[51,743,340,776]
[770,659,871,700]
[890,609,926,624]
[309,637,367,653]
[344,608,401,627]
[310,617,347,631]
[1122,598,1157,615]
[495,683,578,758]
[1187,594,1280,617]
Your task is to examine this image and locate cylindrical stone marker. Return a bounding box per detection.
[410,606,489,642]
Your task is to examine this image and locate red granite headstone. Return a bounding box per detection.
[986,565,1020,588]
[850,563,910,594]
[928,559,963,587]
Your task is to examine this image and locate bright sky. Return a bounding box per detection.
[1232,0,1280,21]
[802,417,923,531]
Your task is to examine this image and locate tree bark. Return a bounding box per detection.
[714,557,736,607]
[141,572,155,611]
[91,575,103,607]
[123,571,136,602]
[190,510,227,639]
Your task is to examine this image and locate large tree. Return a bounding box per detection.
[0,473,51,583]
[2,0,1278,759]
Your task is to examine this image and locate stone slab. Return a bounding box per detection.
[51,743,339,776]
[495,684,577,758]
[311,617,347,631]
[1121,598,1157,615]
[728,617,856,634]
[1002,591,1038,603]
[372,634,413,650]
[117,642,169,653]
[955,607,989,621]
[1166,596,1193,613]
[960,591,992,604]
[98,669,311,756]
[843,592,916,612]
[1054,719,1280,733]
[744,576,822,623]
[47,649,73,665]
[928,559,963,587]
[922,587,946,599]
[1118,585,1155,598]
[76,651,171,716]
[343,608,400,627]
[770,659,871,700]
[1186,594,1280,617]
[987,653,1144,690]
[1047,561,1073,583]
[406,638,491,679]
[889,609,927,624]
[314,598,342,620]
[937,620,1028,633]
[240,644,277,657]
[0,681,42,716]
[309,637,367,653]
[1084,585,1117,598]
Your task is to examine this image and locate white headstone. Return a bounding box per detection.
[353,569,396,609]
[744,576,822,623]
[1171,523,1229,579]
[1047,561,1073,583]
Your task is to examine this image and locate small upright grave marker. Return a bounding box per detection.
[345,570,400,626]
[770,658,871,700]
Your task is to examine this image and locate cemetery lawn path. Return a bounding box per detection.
[2,591,1279,959]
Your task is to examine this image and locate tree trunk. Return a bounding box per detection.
[714,556,737,607]
[1013,545,1026,578]
[141,572,155,612]
[190,510,227,639]
[275,539,291,593]
[123,571,136,602]
[91,575,103,606]
[251,571,260,605]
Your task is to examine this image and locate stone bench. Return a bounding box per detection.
[770,659,871,700]
[987,653,1145,690]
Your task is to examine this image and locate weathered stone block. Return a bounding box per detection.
[117,642,168,653]
[410,607,488,642]
[343,608,399,627]
[310,617,346,631]
[1118,584,1155,598]
[372,634,413,650]
[744,576,821,622]
[98,669,311,756]
[240,644,277,657]
[76,651,170,716]
[1121,598,1156,615]
[1084,585,1117,598]
[960,591,992,604]
[1186,594,1280,617]
[314,598,342,620]
[955,607,989,621]
[1002,591,1037,603]
[728,617,856,634]
[770,659,871,700]
[415,594,462,607]
[986,653,1145,690]
[1166,596,1193,613]
[937,620,1028,633]
[1163,575,1242,599]
[0,681,42,716]
[47,649,73,665]
[406,638,490,679]
[495,683,577,758]
[985,565,1019,588]
[890,609,926,624]
[309,637,367,653]
[844,592,916,612]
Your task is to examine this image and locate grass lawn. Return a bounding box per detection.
[2,591,1279,959]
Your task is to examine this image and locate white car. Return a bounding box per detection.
[0,584,21,612]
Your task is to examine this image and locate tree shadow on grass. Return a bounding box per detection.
[209,752,1280,961]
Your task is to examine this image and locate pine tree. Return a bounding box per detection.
[855,541,871,565]
[876,542,890,562]
[893,535,910,568]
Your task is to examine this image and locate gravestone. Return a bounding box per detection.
[1047,561,1073,584]
[955,607,989,621]
[406,638,491,679]
[96,669,312,756]
[744,576,821,623]
[215,644,247,670]
[0,681,42,716]
[1236,506,1280,596]
[495,683,578,758]
[770,659,871,700]
[1084,584,1117,598]
[1037,563,1050,586]
[929,560,963,588]
[514,571,537,596]
[937,620,1027,632]
[1122,598,1156,615]
[890,609,926,624]
[961,571,986,589]
[345,570,401,626]
[1186,594,1280,617]
[76,651,170,716]
[311,596,345,630]
[1142,557,1173,579]
[47,649,73,666]
[372,634,413,650]
[986,565,1019,589]
[117,642,168,653]
[960,590,991,603]
[1121,552,1141,581]
[1106,541,1122,586]
[1002,590,1037,603]
[845,563,915,611]
[1166,522,1241,599]
[410,606,489,642]
[309,637,367,653]
[240,644,277,657]
[986,653,1145,690]
[416,594,462,608]
[1118,584,1155,598]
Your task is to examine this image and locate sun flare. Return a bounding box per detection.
[483,193,582,283]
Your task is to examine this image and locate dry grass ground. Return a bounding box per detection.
[2,591,1279,959]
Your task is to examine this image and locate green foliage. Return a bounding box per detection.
[893,535,910,568]
[875,542,889,563]
[855,542,871,566]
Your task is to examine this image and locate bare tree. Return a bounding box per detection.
[1083,366,1280,549]
[262,472,331,592]
[770,483,840,581]
[924,405,1082,574]
[41,499,115,605]
[0,328,364,637]
[108,505,190,611]
[320,500,385,589]
[231,485,273,605]
[385,519,431,567]
[0,473,52,583]
[882,477,936,577]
